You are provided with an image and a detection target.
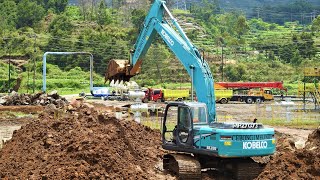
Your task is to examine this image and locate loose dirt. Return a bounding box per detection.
[0,105,44,114]
[0,98,319,179]
[0,91,68,108]
[0,105,166,179]
[257,127,320,179]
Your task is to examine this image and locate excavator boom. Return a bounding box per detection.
[106,0,216,121]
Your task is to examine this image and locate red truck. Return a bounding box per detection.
[142,88,163,103]
[142,88,190,103]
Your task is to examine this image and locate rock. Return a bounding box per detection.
[0,97,5,105]
[70,98,82,108]
[295,139,306,149]
[49,90,58,96]
[49,90,59,99]
[1,92,68,109]
[83,103,94,109]
[10,91,18,96]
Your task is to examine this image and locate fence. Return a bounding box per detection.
[138,102,320,130]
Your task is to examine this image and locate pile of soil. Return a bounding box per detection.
[0,91,68,108]
[257,127,320,179]
[305,127,320,151]
[0,105,164,179]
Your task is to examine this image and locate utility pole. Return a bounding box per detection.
[8,41,11,93]
[3,38,11,93]
[33,34,37,93]
[221,45,224,82]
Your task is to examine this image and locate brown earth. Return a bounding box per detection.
[0,99,319,179]
[305,127,320,151]
[0,91,68,108]
[257,127,320,179]
[0,105,44,114]
[0,105,165,179]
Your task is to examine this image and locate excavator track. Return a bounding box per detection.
[163,154,201,180]
[220,158,266,180]
[234,159,265,179]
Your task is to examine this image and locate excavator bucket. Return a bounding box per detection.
[105,59,140,83]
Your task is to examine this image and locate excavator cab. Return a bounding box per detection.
[162,102,208,150]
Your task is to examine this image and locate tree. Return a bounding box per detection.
[279,44,296,63]
[97,0,113,26]
[46,0,69,14]
[291,49,302,65]
[14,0,68,14]
[131,9,147,30]
[224,64,247,81]
[78,0,91,21]
[48,14,74,36]
[16,0,45,28]
[235,15,249,39]
[248,18,270,31]
[0,0,17,32]
[311,15,320,33]
[297,32,317,59]
[192,0,218,21]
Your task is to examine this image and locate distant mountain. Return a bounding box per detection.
[219,0,320,12]
[68,0,320,24]
[68,0,77,5]
[172,0,320,24]
[172,0,320,11]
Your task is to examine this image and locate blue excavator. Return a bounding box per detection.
[106,0,275,179]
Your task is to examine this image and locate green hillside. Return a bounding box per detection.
[0,0,319,94]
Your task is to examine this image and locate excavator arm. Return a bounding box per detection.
[106,0,216,121]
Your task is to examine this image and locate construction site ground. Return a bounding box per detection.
[0,96,319,179]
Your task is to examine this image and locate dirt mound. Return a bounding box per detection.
[257,149,320,179]
[275,132,296,152]
[305,127,320,151]
[0,106,163,179]
[0,91,68,108]
[257,128,320,179]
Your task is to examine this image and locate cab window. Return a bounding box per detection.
[178,107,191,129]
[154,90,160,95]
[265,90,272,95]
[190,106,207,124]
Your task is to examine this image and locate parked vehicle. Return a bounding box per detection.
[215,82,286,104]
[142,88,189,103]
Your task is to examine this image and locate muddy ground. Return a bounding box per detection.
[0,98,319,179]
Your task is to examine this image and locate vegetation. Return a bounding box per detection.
[0,0,319,94]
[259,118,320,129]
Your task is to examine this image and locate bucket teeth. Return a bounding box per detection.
[110,79,115,86]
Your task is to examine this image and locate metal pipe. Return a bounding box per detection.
[42,52,93,92]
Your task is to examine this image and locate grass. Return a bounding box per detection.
[141,117,176,131]
[0,111,35,118]
[260,118,320,129]
[141,112,320,130]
